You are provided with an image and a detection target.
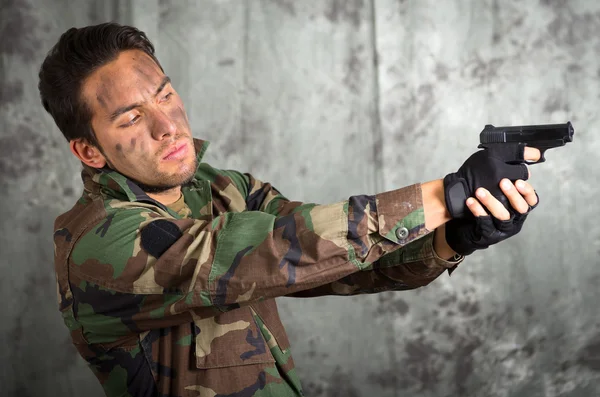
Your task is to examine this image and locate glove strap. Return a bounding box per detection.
[443,175,469,219]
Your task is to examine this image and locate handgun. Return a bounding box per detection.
[478,121,574,164]
[468,121,575,214]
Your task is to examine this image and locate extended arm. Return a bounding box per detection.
[229,173,462,298]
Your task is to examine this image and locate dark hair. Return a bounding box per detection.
[38,22,163,147]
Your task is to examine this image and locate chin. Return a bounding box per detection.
[176,156,198,181]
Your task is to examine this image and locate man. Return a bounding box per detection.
[40,23,540,397]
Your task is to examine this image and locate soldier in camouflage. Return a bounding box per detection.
[39,23,541,396]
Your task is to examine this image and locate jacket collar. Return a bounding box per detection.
[81,138,209,205]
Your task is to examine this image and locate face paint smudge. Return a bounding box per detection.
[171,105,189,126]
[134,65,156,85]
[96,74,113,110]
[133,54,163,87]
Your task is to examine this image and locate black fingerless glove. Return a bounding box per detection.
[445,194,539,255]
[444,143,530,218]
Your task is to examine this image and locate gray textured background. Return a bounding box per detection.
[1,1,599,396]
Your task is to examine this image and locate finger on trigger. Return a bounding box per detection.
[524,147,541,162]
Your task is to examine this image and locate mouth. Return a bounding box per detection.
[162,141,188,160]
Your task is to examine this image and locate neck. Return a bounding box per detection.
[147,186,182,206]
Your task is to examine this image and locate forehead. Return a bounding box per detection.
[82,49,165,113]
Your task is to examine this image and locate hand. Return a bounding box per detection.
[444,177,539,256]
[443,143,536,219]
[468,178,538,220]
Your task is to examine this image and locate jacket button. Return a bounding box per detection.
[395,227,409,240]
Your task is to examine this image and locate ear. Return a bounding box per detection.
[69,139,107,168]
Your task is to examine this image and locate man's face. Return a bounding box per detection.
[81,49,196,192]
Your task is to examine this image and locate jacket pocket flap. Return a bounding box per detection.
[191,307,275,369]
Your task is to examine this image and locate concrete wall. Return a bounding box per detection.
[1,1,599,396]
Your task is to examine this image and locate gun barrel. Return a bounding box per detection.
[480,121,574,146]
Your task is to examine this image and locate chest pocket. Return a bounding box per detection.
[191,306,275,369]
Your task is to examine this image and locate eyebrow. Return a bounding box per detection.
[108,76,172,122]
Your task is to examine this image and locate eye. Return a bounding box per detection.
[120,115,140,128]
[161,92,173,102]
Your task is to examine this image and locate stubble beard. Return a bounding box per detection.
[130,157,198,193]
[99,143,199,194]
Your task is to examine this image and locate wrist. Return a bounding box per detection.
[422,179,452,230]
[433,224,459,260]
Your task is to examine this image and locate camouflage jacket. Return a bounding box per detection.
[53,138,463,397]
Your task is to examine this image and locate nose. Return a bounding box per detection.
[150,108,177,140]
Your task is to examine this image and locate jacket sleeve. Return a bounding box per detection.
[67,173,430,341]
[234,172,464,297]
[285,232,464,297]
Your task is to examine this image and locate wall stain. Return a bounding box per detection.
[366,369,396,389]
[307,339,329,360]
[458,300,480,316]
[398,336,444,390]
[376,293,410,316]
[387,285,552,396]
[9,271,53,350]
[578,333,600,371]
[453,338,483,394]
[0,0,41,62]
[393,83,436,146]
[0,80,24,108]
[491,0,502,44]
[26,220,41,233]
[303,381,324,396]
[324,0,365,29]
[396,0,408,16]
[439,293,458,307]
[434,62,449,81]
[441,324,456,339]
[159,0,176,26]
[87,1,102,23]
[524,305,535,317]
[543,96,569,114]
[546,9,600,56]
[392,298,409,316]
[269,0,297,16]
[463,55,505,86]
[218,58,235,66]
[382,102,397,123]
[539,0,569,7]
[223,115,270,162]
[0,124,46,182]
[325,367,360,397]
[343,45,364,94]
[371,134,383,175]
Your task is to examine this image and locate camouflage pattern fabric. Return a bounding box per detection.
[53,138,463,396]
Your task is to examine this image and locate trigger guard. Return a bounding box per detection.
[525,151,547,165]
